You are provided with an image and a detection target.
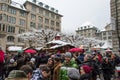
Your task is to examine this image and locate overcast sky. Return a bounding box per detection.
[13,0,111,33]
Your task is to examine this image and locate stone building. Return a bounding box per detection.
[76,22,100,38]
[110,0,120,53]
[0,0,62,51]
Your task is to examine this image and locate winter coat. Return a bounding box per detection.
[59,59,78,80]
[79,73,91,80]
[53,62,62,80]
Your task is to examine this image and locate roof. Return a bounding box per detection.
[47,40,72,45]
[77,21,98,30]
[24,0,62,16]
[11,1,26,11]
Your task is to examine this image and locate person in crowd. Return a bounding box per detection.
[20,65,33,80]
[102,57,113,80]
[47,58,54,80]
[5,70,27,80]
[5,58,17,77]
[0,47,5,80]
[68,68,80,80]
[31,64,51,80]
[62,52,78,68]
[53,56,62,80]
[59,52,78,80]
[79,65,92,80]
[91,54,100,80]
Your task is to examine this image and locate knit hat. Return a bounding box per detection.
[68,68,80,79]
[82,65,91,73]
[65,52,72,58]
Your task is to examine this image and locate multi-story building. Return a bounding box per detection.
[100,23,113,47]
[110,0,120,53]
[76,22,100,38]
[0,0,62,51]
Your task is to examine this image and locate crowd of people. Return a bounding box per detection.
[0,47,120,80]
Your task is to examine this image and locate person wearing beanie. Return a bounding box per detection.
[59,52,78,80]
[68,68,80,80]
[79,65,92,80]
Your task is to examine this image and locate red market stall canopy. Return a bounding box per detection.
[24,49,36,54]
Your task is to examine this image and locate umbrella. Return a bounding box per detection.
[69,48,83,53]
[24,49,36,54]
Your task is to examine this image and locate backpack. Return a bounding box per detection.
[0,50,4,63]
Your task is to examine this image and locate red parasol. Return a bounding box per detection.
[24,49,36,54]
[68,47,83,53]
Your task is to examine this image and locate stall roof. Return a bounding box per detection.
[8,46,22,51]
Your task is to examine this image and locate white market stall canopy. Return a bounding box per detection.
[8,46,23,51]
[100,41,112,49]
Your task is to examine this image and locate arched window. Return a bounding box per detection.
[7,36,14,42]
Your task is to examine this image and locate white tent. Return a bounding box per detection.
[100,41,112,49]
[8,46,23,51]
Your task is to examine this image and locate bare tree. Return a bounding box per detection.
[17,28,104,48]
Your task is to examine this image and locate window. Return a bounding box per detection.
[31,5,36,12]
[19,19,25,26]
[8,16,16,24]
[3,14,8,21]
[0,24,1,31]
[56,22,60,27]
[56,15,60,20]
[7,25,15,33]
[8,8,16,15]
[0,14,2,21]
[38,23,43,29]
[19,29,25,33]
[45,26,48,29]
[51,13,55,19]
[103,32,106,35]
[103,37,106,40]
[38,16,43,22]
[20,10,26,17]
[108,36,112,39]
[31,14,36,20]
[56,28,60,32]
[45,11,49,17]
[2,24,5,31]
[30,22,36,28]
[45,18,49,24]
[39,8,43,14]
[0,4,7,11]
[7,36,14,42]
[51,20,54,26]
[108,31,112,35]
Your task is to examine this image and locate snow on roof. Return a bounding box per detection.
[36,47,43,50]
[11,1,26,10]
[81,21,95,27]
[50,45,61,49]
[26,0,59,14]
[8,46,23,51]
[47,40,71,45]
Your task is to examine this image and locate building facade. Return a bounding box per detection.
[76,22,100,38]
[100,23,113,47]
[0,0,62,51]
[110,0,120,53]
